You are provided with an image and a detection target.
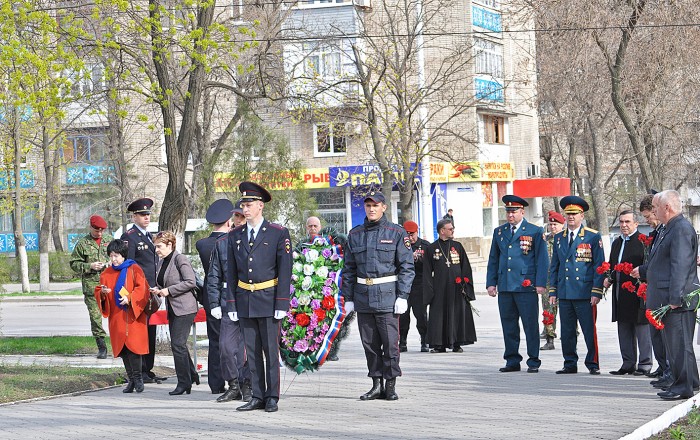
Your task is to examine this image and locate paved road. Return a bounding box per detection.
[1,288,695,439]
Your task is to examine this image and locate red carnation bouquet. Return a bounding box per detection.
[456,276,474,302]
[542,310,555,326]
[521,279,532,288]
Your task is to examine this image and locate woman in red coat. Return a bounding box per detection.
[95,240,149,393]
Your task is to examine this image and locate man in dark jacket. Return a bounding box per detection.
[342,191,414,401]
[399,220,430,352]
[605,210,652,376]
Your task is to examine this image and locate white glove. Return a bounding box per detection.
[345,301,355,313]
[394,297,408,315]
[229,312,238,321]
[274,310,286,320]
[211,306,222,320]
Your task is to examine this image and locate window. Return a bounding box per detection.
[310,189,348,234]
[304,44,342,79]
[314,124,347,156]
[483,115,505,144]
[474,38,503,79]
[298,0,348,7]
[65,63,105,97]
[63,130,108,163]
[473,0,500,9]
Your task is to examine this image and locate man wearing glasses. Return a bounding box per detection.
[70,214,112,359]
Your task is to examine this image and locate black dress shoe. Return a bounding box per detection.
[216,387,242,403]
[123,381,135,393]
[169,386,191,395]
[399,344,408,353]
[499,365,521,372]
[527,367,539,373]
[237,398,265,411]
[264,399,278,412]
[633,369,649,376]
[609,368,635,375]
[430,347,446,353]
[645,368,663,378]
[658,390,691,400]
[589,368,601,375]
[192,373,200,386]
[453,346,463,353]
[420,344,429,353]
[327,354,339,361]
[556,367,577,374]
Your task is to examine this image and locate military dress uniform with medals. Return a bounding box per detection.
[226,183,292,412]
[548,196,605,374]
[120,198,160,380]
[486,195,549,372]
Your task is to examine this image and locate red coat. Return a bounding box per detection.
[95,264,150,357]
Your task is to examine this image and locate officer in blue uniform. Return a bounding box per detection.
[226,182,292,413]
[487,195,549,373]
[196,199,234,395]
[342,191,415,401]
[549,195,605,375]
[121,197,163,383]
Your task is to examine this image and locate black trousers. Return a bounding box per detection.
[650,324,669,374]
[220,314,249,384]
[399,287,427,346]
[168,310,197,388]
[358,312,401,380]
[661,310,699,397]
[240,317,281,402]
[141,324,156,375]
[204,302,224,392]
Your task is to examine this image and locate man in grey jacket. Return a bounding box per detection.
[634,190,700,400]
[342,191,414,401]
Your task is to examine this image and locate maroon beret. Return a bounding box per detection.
[403,221,419,233]
[90,215,108,229]
[548,210,565,224]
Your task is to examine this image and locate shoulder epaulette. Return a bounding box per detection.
[216,233,229,242]
[232,224,245,232]
[267,222,286,230]
[126,228,137,235]
[584,227,599,233]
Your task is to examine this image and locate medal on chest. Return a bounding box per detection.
[576,243,592,262]
[137,241,148,251]
[520,236,533,255]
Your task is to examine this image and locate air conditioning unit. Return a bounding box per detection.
[353,0,372,9]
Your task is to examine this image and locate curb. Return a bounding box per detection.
[0,295,83,303]
[0,383,125,408]
[619,396,699,440]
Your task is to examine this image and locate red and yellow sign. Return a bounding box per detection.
[215,168,330,192]
[429,161,513,183]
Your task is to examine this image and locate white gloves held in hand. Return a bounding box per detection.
[394,298,408,315]
[211,306,222,320]
[228,312,238,321]
[274,310,286,320]
[345,301,355,313]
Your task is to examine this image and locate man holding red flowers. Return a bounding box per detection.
[604,210,652,376]
[486,195,549,373]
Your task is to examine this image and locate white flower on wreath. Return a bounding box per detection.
[298,292,312,305]
[303,264,315,276]
[315,266,329,278]
[305,249,320,263]
[293,262,303,273]
[301,277,313,292]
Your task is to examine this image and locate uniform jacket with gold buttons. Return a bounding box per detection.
[548,226,605,300]
[486,219,549,292]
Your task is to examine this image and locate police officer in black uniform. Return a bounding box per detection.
[227,182,292,413]
[343,191,414,401]
[121,197,164,383]
[196,199,233,395]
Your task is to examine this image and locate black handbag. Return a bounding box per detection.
[144,291,162,316]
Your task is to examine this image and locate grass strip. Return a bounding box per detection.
[0,289,83,297]
[0,336,110,356]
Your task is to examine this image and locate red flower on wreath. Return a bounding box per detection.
[455,277,462,284]
[295,313,310,327]
[645,309,665,330]
[322,296,335,310]
[596,262,611,275]
[313,308,326,321]
[542,310,555,326]
[621,281,636,293]
[522,279,532,287]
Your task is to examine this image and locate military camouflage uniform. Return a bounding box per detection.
[70,233,112,341]
[542,233,558,338]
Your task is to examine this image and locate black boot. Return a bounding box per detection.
[241,379,253,402]
[122,357,135,393]
[399,340,407,353]
[360,377,384,400]
[217,379,242,402]
[384,378,398,401]
[96,337,108,359]
[541,336,555,350]
[420,337,429,353]
[130,353,144,393]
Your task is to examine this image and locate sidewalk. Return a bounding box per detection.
[1,292,697,439]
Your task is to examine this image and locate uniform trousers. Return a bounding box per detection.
[168,310,197,388]
[559,299,599,370]
[203,302,224,392]
[661,310,700,397]
[650,325,670,375]
[142,324,156,375]
[240,317,281,402]
[498,291,541,369]
[399,286,427,346]
[220,314,249,384]
[616,321,652,372]
[357,312,401,380]
[83,293,107,339]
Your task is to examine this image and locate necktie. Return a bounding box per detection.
[249,228,255,247]
[569,231,574,246]
[511,225,516,237]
